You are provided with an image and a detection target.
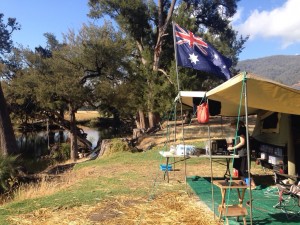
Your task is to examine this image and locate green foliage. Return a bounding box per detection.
[87,0,247,119]
[88,0,153,43]
[21,158,51,174]
[6,21,137,123]
[50,143,70,162]
[0,14,21,155]
[0,13,21,62]
[0,154,19,193]
[103,138,131,156]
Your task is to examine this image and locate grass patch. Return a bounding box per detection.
[0,142,266,225]
[0,149,168,224]
[64,110,100,122]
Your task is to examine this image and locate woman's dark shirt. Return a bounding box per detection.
[236,126,246,150]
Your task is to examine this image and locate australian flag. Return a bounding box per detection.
[174,23,232,80]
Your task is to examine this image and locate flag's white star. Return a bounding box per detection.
[189,53,199,64]
[214,53,219,60]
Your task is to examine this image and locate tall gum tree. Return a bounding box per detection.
[0,14,20,155]
[88,0,177,130]
[87,0,247,131]
[7,23,131,161]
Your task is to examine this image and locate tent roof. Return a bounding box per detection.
[176,91,206,108]
[206,73,300,116]
[177,73,300,116]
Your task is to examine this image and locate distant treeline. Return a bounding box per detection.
[235,55,300,87]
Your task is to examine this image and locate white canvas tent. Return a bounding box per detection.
[179,73,300,117]
[178,72,300,176]
[206,73,300,116]
[175,91,206,108]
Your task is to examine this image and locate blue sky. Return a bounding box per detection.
[233,0,300,60]
[1,0,300,61]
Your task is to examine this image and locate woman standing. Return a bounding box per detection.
[227,120,248,179]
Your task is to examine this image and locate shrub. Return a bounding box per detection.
[0,154,20,193]
[103,138,131,156]
[50,143,70,162]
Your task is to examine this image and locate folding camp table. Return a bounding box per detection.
[159,151,239,182]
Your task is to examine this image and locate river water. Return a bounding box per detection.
[15,126,102,158]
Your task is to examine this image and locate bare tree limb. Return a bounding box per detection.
[158,68,174,85]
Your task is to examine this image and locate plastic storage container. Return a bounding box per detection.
[175,144,195,156]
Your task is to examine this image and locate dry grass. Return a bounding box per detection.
[6,152,263,225]
[9,191,221,225]
[5,117,261,225]
[12,159,96,201]
[13,173,75,202]
[6,153,229,225]
[64,111,100,121]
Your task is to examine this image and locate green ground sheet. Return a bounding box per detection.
[187,176,300,224]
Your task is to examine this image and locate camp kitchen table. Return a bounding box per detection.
[213,180,248,225]
[159,151,239,183]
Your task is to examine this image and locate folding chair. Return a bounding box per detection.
[273,173,300,219]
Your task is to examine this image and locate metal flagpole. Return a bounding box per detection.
[172,21,179,143]
[172,21,187,185]
[244,72,253,225]
[172,21,180,92]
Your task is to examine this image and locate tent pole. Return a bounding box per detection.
[244,72,253,225]
[178,94,187,186]
[174,102,177,143]
[208,123,215,218]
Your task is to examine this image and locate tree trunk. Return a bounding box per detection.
[148,111,155,128]
[133,128,142,139]
[138,110,147,130]
[0,83,18,155]
[148,111,161,130]
[98,139,112,158]
[59,108,65,143]
[69,106,78,161]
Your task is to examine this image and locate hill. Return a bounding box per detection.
[236,55,300,87]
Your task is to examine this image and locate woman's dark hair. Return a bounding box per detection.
[230,120,245,127]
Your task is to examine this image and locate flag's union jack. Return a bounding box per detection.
[175,24,208,55]
[174,23,232,80]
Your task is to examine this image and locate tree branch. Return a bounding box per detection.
[158,68,174,85]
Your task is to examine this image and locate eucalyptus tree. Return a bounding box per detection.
[5,34,70,130]
[87,0,247,129]
[0,14,20,155]
[7,22,133,160]
[5,44,89,160]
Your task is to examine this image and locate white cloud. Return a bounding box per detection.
[230,7,243,24]
[234,0,300,48]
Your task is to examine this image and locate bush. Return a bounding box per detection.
[0,154,19,193]
[103,138,131,156]
[50,143,70,162]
